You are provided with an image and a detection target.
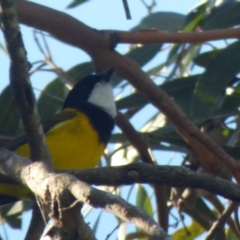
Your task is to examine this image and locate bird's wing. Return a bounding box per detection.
[5,110,77,151]
[42,110,77,133]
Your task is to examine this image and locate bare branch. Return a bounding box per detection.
[121,0,131,20]
[0,149,172,240]
[109,28,240,44]
[0,0,51,163]
[70,181,170,239]
[205,202,239,240]
[33,31,74,88]
[202,191,240,237]
[67,164,240,202]
[1,159,240,203]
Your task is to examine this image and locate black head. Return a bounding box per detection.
[62,68,114,111]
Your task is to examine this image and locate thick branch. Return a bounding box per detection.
[0,0,51,163]
[109,28,240,44]
[0,156,240,203]
[67,164,240,202]
[0,149,171,240]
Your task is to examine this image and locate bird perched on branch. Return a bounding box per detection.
[1,68,116,204]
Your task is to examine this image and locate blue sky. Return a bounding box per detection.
[0,0,202,239]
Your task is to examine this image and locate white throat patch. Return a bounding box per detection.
[88,82,117,118]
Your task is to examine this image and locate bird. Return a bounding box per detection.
[1,68,116,205]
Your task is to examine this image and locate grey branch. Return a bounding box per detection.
[0,0,51,164]
[0,149,172,240]
[1,159,240,203]
[67,163,240,202]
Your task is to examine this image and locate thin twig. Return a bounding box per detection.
[140,0,156,15]
[33,31,74,88]
[234,205,240,237]
[105,224,120,240]
[205,202,238,240]
[121,0,131,20]
[66,163,240,202]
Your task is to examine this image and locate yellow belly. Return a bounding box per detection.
[1,110,105,201]
[16,111,105,170]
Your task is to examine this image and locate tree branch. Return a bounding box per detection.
[205,202,239,240]
[109,28,240,44]
[0,156,240,203]
[0,0,51,163]
[67,163,240,202]
[0,149,171,240]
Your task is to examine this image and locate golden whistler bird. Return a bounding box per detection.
[1,68,116,205]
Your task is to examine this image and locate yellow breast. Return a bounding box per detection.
[16,110,105,170]
[0,110,106,202]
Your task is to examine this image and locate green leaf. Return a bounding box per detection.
[166,44,183,65]
[66,0,89,9]
[67,62,94,84]
[111,12,187,86]
[183,1,208,31]
[223,146,240,159]
[193,49,222,68]
[147,131,185,147]
[37,80,65,120]
[126,45,161,69]
[184,197,216,230]
[191,41,240,121]
[226,228,239,240]
[126,231,147,240]
[203,2,240,30]
[111,44,161,86]
[221,85,240,112]
[0,86,19,136]
[136,184,153,216]
[116,74,199,115]
[131,12,185,31]
[146,63,165,75]
[150,141,186,153]
[0,42,7,54]
[172,220,204,240]
[110,133,127,143]
[0,201,25,229]
[184,198,231,240]
[110,131,187,153]
[173,45,201,79]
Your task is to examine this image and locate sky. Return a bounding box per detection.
[0,0,203,239]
